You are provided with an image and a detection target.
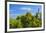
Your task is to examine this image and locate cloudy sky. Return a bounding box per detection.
[9,4,42,18]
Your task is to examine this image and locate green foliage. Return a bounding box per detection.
[9,18,23,28]
[10,12,42,28]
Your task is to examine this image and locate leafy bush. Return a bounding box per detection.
[10,12,42,28]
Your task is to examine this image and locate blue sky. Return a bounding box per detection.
[9,4,42,18]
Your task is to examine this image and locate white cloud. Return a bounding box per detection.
[20,7,32,12]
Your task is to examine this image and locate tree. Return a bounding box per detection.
[20,12,33,27]
[10,12,42,28]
